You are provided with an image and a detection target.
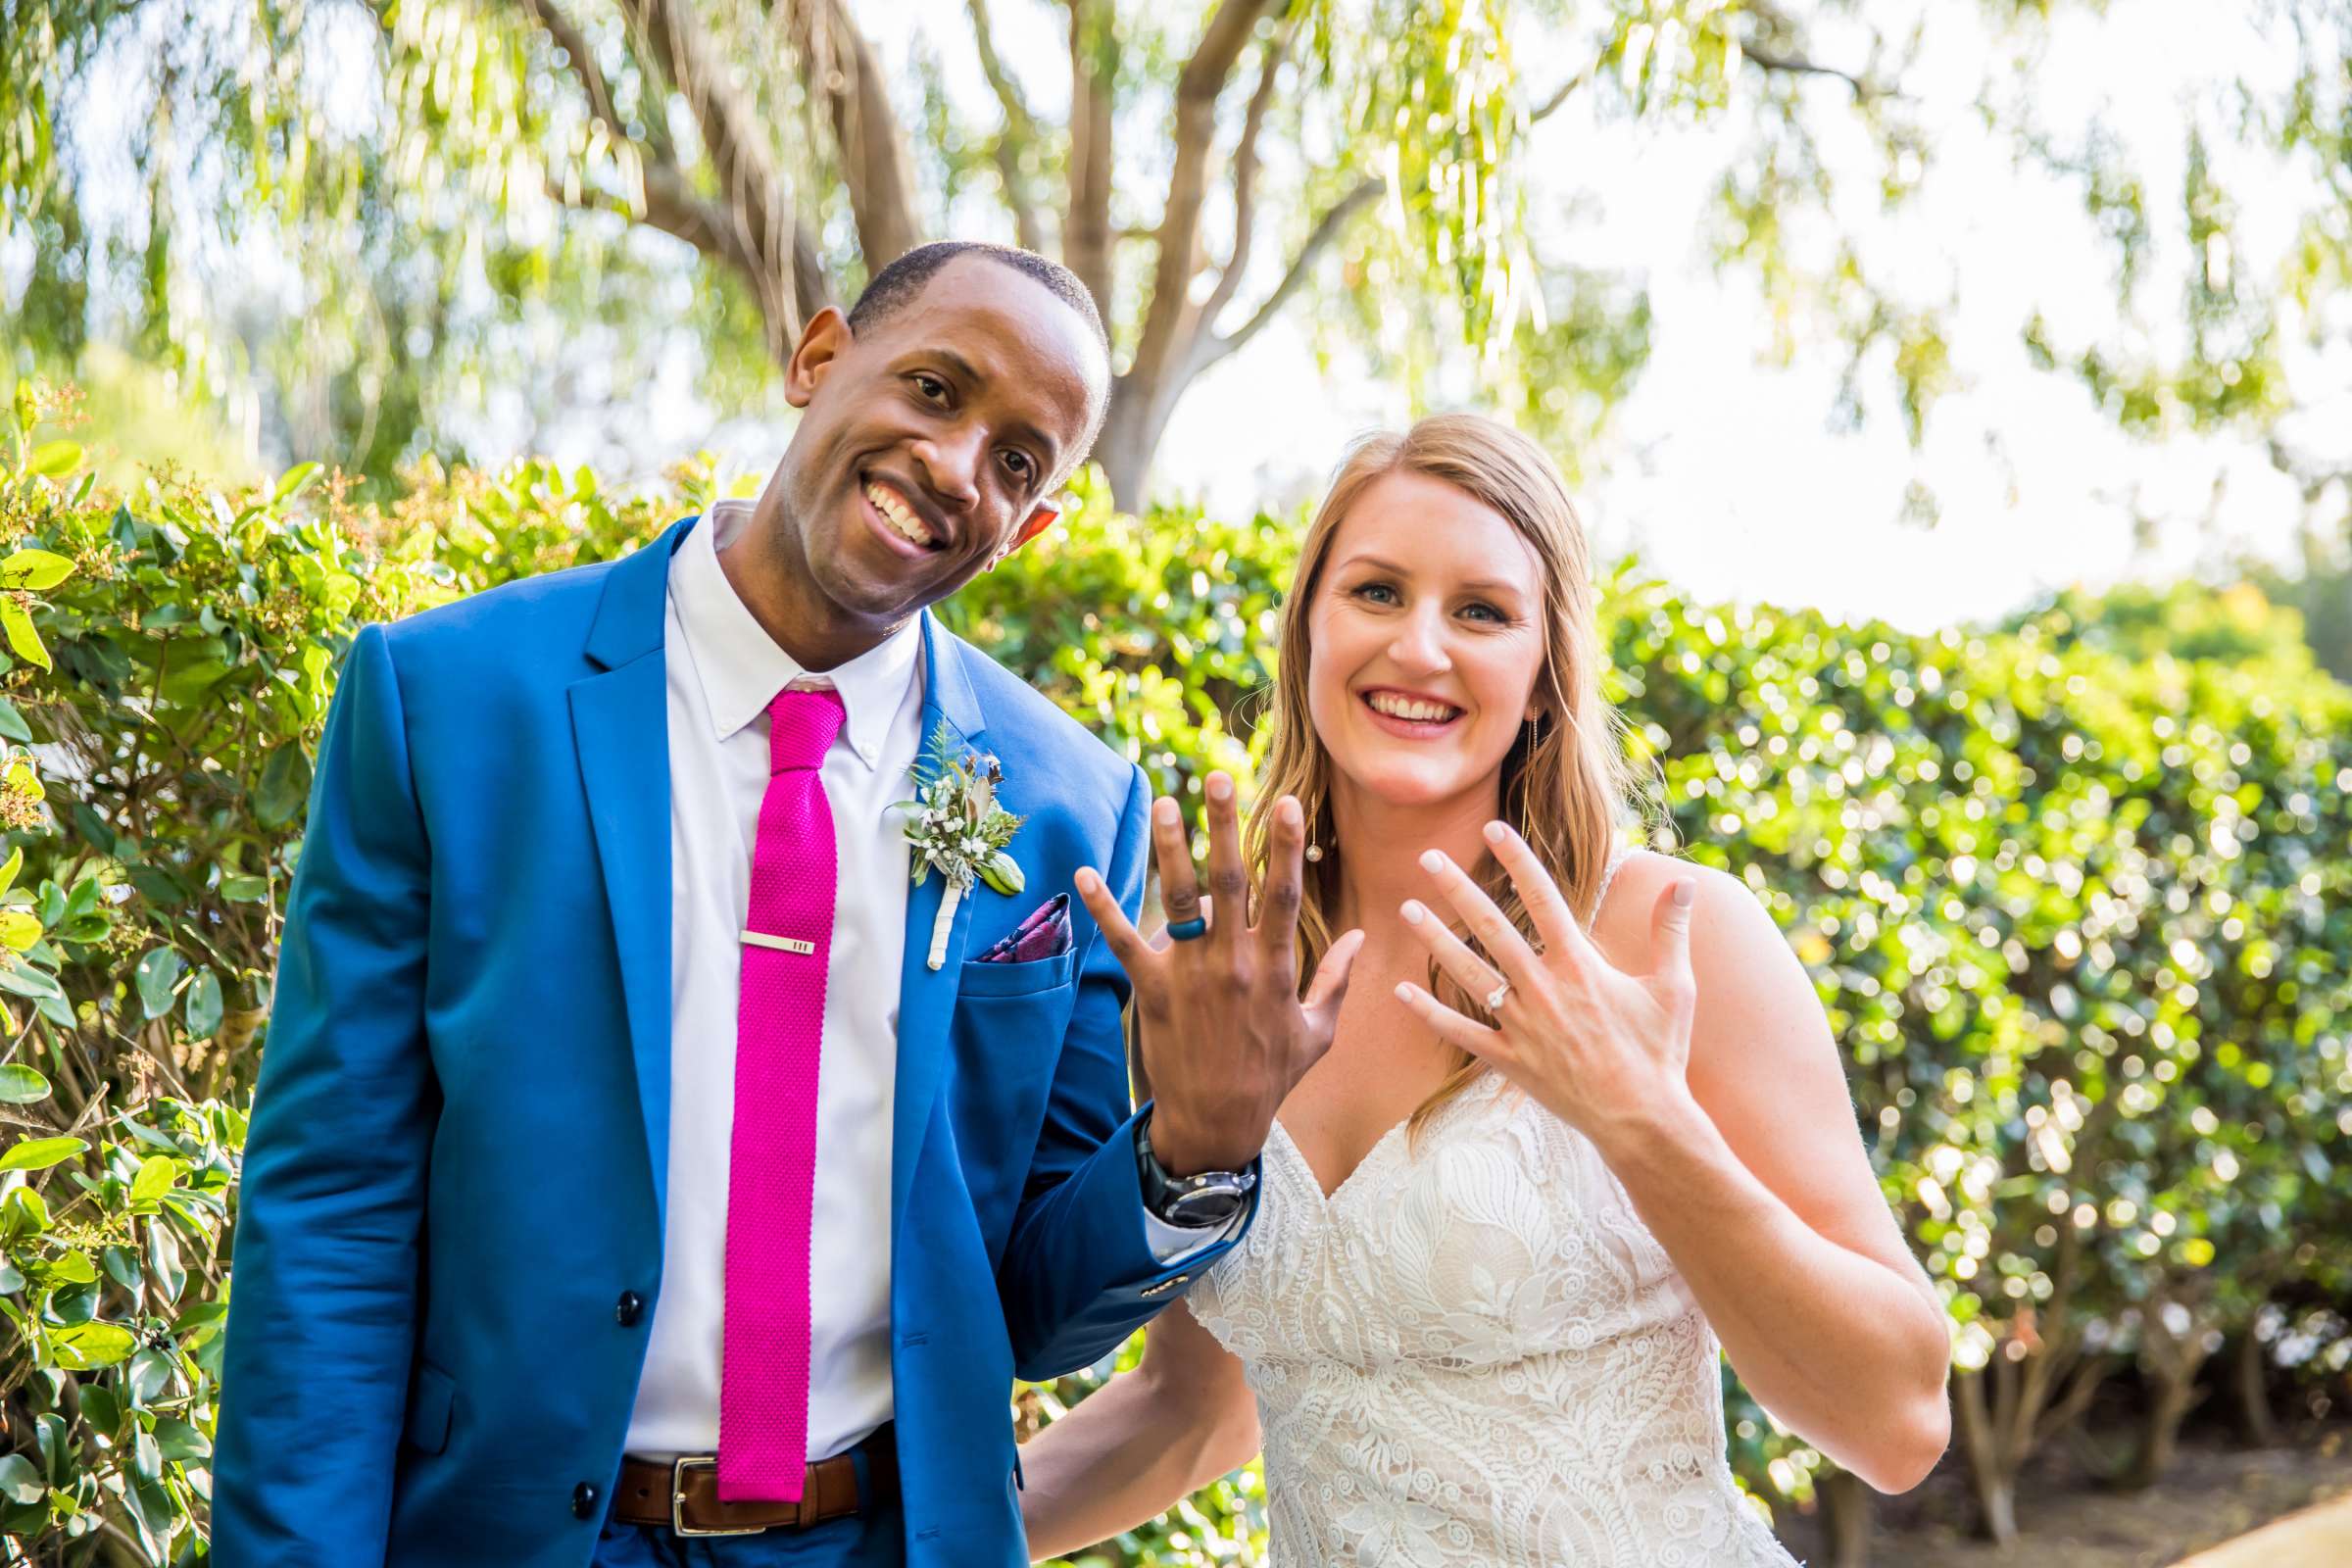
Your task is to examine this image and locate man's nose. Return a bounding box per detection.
[909,424,984,514]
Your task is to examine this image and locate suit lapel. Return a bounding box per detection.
[891,612,989,1233]
[571,516,694,1223]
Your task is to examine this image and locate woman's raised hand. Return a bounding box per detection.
[1394,821,1701,1155]
[1074,772,1364,1176]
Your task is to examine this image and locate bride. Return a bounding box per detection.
[1041,414,1950,1565]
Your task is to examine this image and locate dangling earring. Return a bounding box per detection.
[1304,843,1324,862]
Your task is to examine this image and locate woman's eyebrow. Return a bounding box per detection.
[1334,552,1526,596]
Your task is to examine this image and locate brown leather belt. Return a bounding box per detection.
[613,1443,899,1537]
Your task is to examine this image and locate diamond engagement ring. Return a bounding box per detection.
[1485,978,1510,1010]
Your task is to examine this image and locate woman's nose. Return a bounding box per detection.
[1388,610,1451,672]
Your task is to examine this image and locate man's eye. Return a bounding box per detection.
[912,373,948,401]
[1002,451,1035,483]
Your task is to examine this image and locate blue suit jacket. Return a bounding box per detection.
[212,516,1250,1565]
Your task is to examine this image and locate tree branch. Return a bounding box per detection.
[1741,42,1880,100]
[1063,0,1117,315]
[619,0,822,358]
[1198,174,1379,370]
[775,0,923,270]
[1124,0,1284,415]
[1197,17,1294,334]
[965,0,1046,251]
[516,0,620,136]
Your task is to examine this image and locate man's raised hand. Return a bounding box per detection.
[1073,772,1364,1176]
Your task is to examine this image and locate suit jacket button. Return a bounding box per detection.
[615,1291,644,1326]
[571,1482,600,1519]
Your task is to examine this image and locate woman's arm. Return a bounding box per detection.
[1597,858,1951,1494]
[1018,1300,1262,1563]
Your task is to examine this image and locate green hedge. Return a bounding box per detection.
[0,391,2346,1563]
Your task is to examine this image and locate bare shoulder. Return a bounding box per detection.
[1588,850,1827,1083]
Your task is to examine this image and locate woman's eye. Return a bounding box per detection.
[1351,582,1398,605]
[1462,602,1505,623]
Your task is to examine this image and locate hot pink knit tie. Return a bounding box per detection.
[717,685,844,1503]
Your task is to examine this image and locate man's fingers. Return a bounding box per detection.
[1399,900,1506,1005]
[1201,771,1249,948]
[1151,796,1202,928]
[1301,926,1366,1016]
[1074,865,1158,980]
[1257,795,1305,952]
[1392,979,1511,1062]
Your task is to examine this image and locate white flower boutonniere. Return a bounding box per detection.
[897,720,1026,969]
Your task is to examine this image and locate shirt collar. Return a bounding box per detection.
[668,498,923,769]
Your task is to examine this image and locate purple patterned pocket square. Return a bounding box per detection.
[978,893,1072,964]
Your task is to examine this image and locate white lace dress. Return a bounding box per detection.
[1186,856,1803,1568]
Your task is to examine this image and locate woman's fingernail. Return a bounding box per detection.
[1673,880,1695,908]
[1483,820,1507,843]
[1280,796,1301,824]
[1419,850,1445,874]
[1400,901,1425,924]
[1395,982,1417,1003]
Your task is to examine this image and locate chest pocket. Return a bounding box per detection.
[948,948,1081,1253]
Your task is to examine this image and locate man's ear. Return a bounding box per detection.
[1009,504,1060,552]
[784,307,853,409]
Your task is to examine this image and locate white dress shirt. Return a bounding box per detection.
[626,501,1221,1462]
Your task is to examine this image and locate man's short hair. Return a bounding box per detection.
[845,241,1112,474]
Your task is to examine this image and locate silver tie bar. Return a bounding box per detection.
[741,930,817,956]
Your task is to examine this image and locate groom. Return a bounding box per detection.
[213,243,1273,1567]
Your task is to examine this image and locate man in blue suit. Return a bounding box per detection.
[212,243,1354,1566]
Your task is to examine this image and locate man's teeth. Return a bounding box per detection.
[866,483,936,546]
[1367,693,1460,722]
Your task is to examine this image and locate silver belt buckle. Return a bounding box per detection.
[670,1456,767,1538]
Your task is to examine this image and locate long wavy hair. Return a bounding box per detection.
[1244,414,1642,1137]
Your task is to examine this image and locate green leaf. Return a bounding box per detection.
[0,548,74,591]
[46,1250,95,1285]
[0,960,63,1002]
[0,697,28,743]
[980,851,1026,896]
[272,461,322,504]
[254,741,312,828]
[0,847,21,900]
[219,874,269,903]
[146,1216,184,1305]
[134,948,185,1019]
[24,440,81,478]
[0,601,48,672]
[0,1063,48,1103]
[128,1346,172,1403]
[183,968,223,1039]
[0,1136,85,1172]
[128,1155,177,1206]
[0,910,40,953]
[77,1382,121,1436]
[154,1417,211,1462]
[48,1320,136,1369]
[0,1452,41,1505]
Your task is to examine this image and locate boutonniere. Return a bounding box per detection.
[897,719,1026,969]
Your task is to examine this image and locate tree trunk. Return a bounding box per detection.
[2116,1293,2217,1491]
[2234,1321,2278,1448]
[1952,1367,2022,1547]
[1094,376,1179,514]
[1813,1464,1874,1568]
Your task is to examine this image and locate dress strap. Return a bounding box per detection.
[1589,844,1632,926]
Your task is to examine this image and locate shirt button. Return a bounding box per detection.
[614,1291,644,1327]
[571,1482,600,1520]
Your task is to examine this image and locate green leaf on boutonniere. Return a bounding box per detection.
[979,851,1023,896]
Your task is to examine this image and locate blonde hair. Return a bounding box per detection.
[1244,414,1640,1137]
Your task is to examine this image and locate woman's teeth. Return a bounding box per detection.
[1365,692,1462,723]
[866,482,938,547]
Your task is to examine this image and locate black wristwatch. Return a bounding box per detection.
[1135,1115,1256,1229]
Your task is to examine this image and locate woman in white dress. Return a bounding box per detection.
[1035,415,1950,1566]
